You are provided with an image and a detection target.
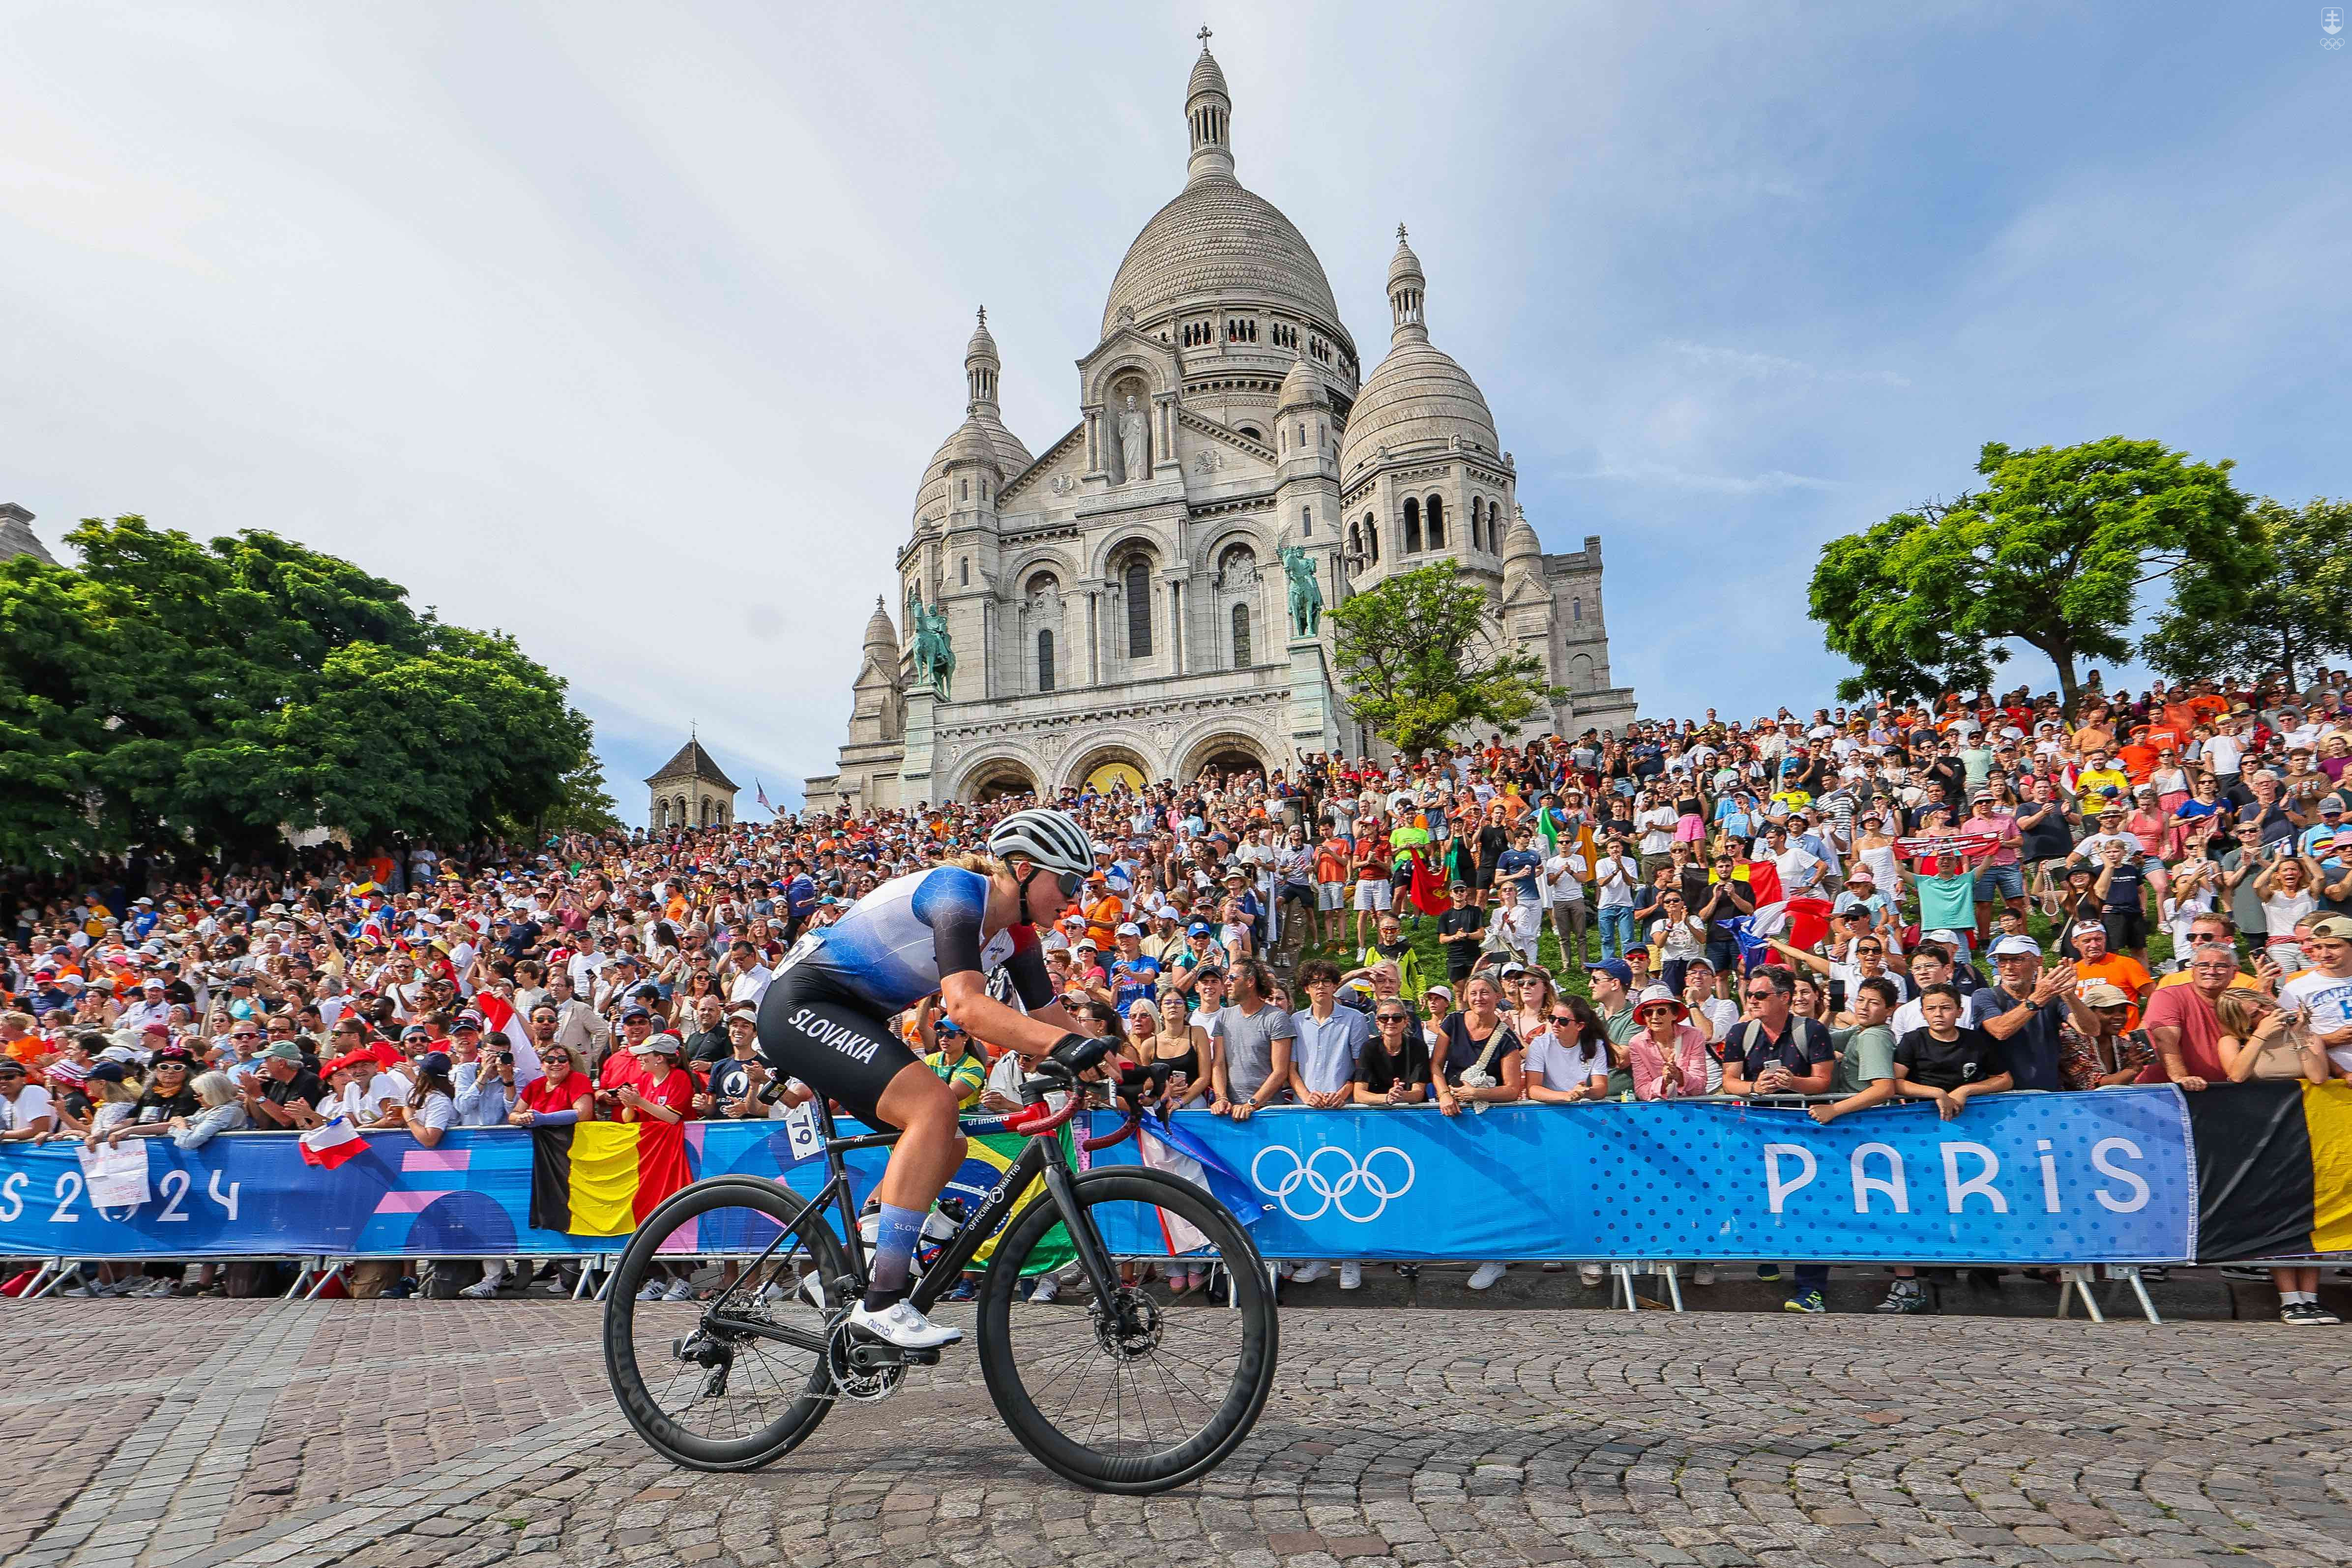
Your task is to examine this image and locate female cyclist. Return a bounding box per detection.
[754,807,1106,1352]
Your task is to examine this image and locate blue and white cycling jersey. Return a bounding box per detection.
[778,867,1048,1014]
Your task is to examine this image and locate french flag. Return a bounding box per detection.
[298,1118,370,1171]
[474,990,545,1089]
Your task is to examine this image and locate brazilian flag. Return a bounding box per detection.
[942,1127,1074,1274]
[2189,1081,2352,1260]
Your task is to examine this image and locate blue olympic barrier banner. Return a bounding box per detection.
[0,1090,2199,1264]
[0,1122,892,1261]
[1087,1088,2200,1264]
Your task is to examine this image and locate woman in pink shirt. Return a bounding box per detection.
[1624,986,1711,1100]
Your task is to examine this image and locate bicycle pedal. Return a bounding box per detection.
[901,1346,941,1365]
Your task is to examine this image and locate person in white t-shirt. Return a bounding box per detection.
[0,1062,55,1139]
[1522,995,1613,1102]
[2202,725,2245,783]
[1543,845,1591,967]
[2280,916,2352,1076]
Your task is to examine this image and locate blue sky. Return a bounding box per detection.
[4,3,2343,824]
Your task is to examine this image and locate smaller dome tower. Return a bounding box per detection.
[965,305,1001,414]
[1387,224,1427,342]
[1185,29,1234,186]
[1274,351,1341,584]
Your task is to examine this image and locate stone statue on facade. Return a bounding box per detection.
[1116,393,1148,484]
[1278,545,1323,638]
[905,591,956,698]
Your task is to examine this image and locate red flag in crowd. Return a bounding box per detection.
[1407,844,1449,916]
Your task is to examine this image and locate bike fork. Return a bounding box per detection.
[1043,1163,1122,1303]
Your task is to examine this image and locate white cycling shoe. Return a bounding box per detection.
[847,1298,965,1350]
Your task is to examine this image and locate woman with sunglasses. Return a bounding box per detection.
[102,1046,202,1147]
[1624,986,1710,1103]
[508,1041,595,1126]
[1501,968,1560,1049]
[753,808,1107,1351]
[1522,994,1612,1105]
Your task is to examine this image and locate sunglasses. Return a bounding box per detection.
[1550,1014,1578,1026]
[1743,989,1776,1001]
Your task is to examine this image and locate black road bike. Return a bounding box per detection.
[601,1061,1278,1493]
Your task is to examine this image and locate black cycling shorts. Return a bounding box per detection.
[755,969,921,1128]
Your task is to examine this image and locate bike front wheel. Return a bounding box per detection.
[977,1167,1277,1493]
[603,1175,851,1471]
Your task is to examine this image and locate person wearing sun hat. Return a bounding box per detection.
[2057,980,2160,1089]
[1624,984,1710,1101]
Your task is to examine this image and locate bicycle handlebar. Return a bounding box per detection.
[981,1059,1173,1149]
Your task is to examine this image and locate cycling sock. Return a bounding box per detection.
[864,1203,924,1309]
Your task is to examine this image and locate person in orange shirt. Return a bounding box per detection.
[2064,920,2155,1029]
[2117,727,2161,785]
[1,1011,49,1072]
[1081,878,1126,949]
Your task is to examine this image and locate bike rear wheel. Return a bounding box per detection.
[977,1167,1277,1493]
[603,1175,851,1471]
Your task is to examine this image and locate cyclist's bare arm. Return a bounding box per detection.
[939,969,1080,1060]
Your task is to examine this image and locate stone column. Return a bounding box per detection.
[899,688,939,806]
[1086,591,1101,686]
[1287,632,1340,760]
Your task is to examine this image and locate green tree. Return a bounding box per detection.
[0,515,599,863]
[2141,496,2352,691]
[1808,437,2256,709]
[542,748,623,838]
[1327,559,1562,759]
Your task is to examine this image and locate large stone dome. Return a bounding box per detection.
[1339,340,1499,479]
[1099,178,1343,343]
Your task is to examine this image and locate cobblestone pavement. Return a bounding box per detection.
[9,1297,2352,1568]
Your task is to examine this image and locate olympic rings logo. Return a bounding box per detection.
[1250,1143,1415,1223]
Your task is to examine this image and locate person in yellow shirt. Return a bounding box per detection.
[2074,748,2130,800]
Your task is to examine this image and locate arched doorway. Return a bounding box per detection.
[1068,744,1151,798]
[959,757,1042,803]
[1175,730,1270,784]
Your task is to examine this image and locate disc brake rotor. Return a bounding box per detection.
[1093,1287,1166,1361]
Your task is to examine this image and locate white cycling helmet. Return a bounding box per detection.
[987,808,1095,879]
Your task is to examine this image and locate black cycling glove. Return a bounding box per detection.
[1049,1033,1115,1074]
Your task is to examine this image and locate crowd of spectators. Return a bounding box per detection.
[6,669,2352,1318]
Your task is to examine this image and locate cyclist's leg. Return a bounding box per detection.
[867,1063,966,1303]
[754,977,966,1345]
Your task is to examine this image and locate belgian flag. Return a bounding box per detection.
[2189,1081,2352,1260]
[529,1123,692,1237]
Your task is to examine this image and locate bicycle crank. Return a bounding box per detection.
[823,1319,941,1401]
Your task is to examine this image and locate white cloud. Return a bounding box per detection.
[1666,341,1911,389]
[1558,462,1843,496]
